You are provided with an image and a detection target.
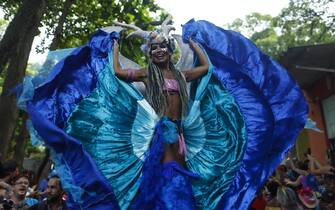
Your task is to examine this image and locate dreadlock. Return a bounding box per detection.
[146,59,189,118]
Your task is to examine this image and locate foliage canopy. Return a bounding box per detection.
[226,0,335,58]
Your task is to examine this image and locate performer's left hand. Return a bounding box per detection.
[189,38,197,48]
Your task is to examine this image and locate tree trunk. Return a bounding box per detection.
[0,0,46,160]
[49,0,75,51]
[13,113,29,167]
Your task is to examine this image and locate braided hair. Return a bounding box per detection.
[146,59,188,118]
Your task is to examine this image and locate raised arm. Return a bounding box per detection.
[113,40,147,82]
[285,175,303,187]
[308,155,335,175]
[183,38,209,82]
[287,158,308,176]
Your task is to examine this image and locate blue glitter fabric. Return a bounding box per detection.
[159,161,198,210]
[132,117,199,210]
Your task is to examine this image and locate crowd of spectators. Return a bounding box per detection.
[0,160,66,210]
[1,150,334,210]
[251,151,335,210]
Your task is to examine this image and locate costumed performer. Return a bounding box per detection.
[17,16,308,210]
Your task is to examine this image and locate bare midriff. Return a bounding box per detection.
[164,94,182,120]
[162,93,186,167]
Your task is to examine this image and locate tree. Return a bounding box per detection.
[226,0,335,58]
[0,19,7,94]
[0,0,46,160]
[48,0,75,51]
[226,13,281,57]
[275,0,335,55]
[0,19,7,40]
[34,0,161,55]
[1,0,162,52]
[12,112,29,167]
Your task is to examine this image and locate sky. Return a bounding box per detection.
[24,0,289,63]
[155,0,290,33]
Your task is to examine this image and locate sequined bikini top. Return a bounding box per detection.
[163,78,180,93]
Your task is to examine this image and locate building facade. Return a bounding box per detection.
[280,44,335,165]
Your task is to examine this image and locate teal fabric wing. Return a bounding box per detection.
[65,53,158,209]
[184,62,247,210]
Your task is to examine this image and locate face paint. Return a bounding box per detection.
[151,47,168,55]
[150,42,170,64]
[150,42,169,55]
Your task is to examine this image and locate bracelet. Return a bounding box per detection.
[127,69,136,81]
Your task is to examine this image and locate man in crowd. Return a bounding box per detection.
[9,174,38,209]
[0,160,17,200]
[28,175,67,210]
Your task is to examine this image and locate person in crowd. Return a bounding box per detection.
[307,154,335,176]
[264,179,281,210]
[250,188,267,210]
[1,160,18,209]
[285,154,334,191]
[0,160,18,182]
[276,186,303,210]
[28,175,67,210]
[9,173,38,210]
[284,154,329,209]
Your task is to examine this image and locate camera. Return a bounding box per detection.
[0,199,14,210]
